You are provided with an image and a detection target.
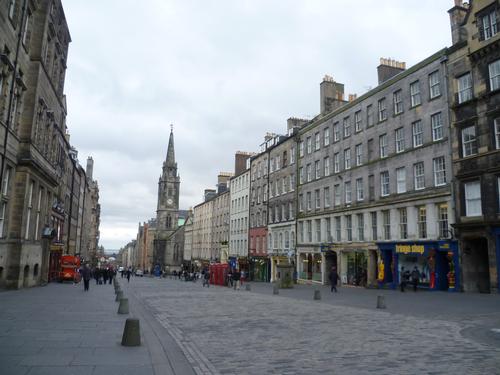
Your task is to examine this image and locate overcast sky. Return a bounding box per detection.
[62,0,453,250]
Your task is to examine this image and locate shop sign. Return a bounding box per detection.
[439,243,450,250]
[395,244,425,255]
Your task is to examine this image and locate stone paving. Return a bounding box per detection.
[0,279,194,375]
[127,278,500,375]
[1,277,500,375]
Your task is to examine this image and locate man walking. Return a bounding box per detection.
[329,267,339,293]
[233,269,241,290]
[81,264,91,292]
[400,266,410,292]
[203,269,210,287]
[411,266,420,292]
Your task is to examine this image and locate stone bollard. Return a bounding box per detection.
[121,318,140,346]
[117,298,129,314]
[273,285,279,295]
[245,284,251,291]
[115,291,124,302]
[313,289,321,300]
[376,295,386,309]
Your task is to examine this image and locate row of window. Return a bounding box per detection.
[298,113,444,184]
[298,73,442,159]
[457,59,500,105]
[461,118,500,157]
[299,157,446,212]
[298,203,449,244]
[268,230,296,251]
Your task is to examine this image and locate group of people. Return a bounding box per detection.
[400,266,422,292]
[226,269,244,290]
[78,265,115,291]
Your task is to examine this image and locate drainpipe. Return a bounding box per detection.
[66,159,75,254]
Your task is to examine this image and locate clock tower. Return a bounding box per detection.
[154,127,180,268]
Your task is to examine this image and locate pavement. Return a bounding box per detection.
[1,276,500,375]
[0,278,195,375]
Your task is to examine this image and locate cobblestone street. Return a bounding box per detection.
[128,278,500,375]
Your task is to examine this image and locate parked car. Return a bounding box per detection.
[135,269,144,277]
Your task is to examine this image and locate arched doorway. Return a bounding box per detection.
[23,265,30,288]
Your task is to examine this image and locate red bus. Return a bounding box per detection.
[60,255,81,283]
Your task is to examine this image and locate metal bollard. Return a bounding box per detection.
[376,295,386,309]
[245,284,251,291]
[117,298,129,314]
[313,289,321,300]
[273,285,279,295]
[121,318,140,346]
[115,290,123,302]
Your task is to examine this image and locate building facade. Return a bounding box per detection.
[0,0,100,289]
[296,55,457,290]
[447,0,500,293]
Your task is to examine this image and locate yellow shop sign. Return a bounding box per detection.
[396,244,425,254]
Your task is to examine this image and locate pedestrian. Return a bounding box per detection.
[329,267,339,293]
[81,264,91,292]
[233,269,241,290]
[126,268,131,283]
[240,270,245,286]
[93,268,99,285]
[103,268,108,284]
[411,266,420,292]
[203,269,210,287]
[400,266,410,292]
[227,269,233,287]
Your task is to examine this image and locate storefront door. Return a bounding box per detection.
[346,252,367,286]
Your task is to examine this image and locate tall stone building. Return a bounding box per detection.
[0,0,100,288]
[153,128,181,271]
[447,0,500,293]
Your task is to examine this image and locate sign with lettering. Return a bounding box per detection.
[395,244,425,255]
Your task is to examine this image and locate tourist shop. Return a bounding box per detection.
[376,240,459,291]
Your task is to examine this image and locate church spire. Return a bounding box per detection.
[166,125,176,167]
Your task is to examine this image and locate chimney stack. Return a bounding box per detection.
[320,75,346,115]
[448,0,468,45]
[234,151,253,175]
[377,58,406,85]
[287,117,309,132]
[217,172,233,194]
[86,156,94,181]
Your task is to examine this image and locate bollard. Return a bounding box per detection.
[245,284,251,291]
[376,295,386,309]
[273,285,279,295]
[121,318,140,346]
[313,289,321,300]
[115,290,123,302]
[117,298,129,314]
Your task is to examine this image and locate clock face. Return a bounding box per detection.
[167,198,173,205]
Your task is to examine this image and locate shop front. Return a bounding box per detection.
[249,256,270,282]
[377,240,459,291]
[297,248,322,283]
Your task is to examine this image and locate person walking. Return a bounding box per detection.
[329,267,339,293]
[400,267,410,292]
[203,269,210,287]
[126,268,131,283]
[233,269,241,290]
[411,266,420,292]
[81,264,91,292]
